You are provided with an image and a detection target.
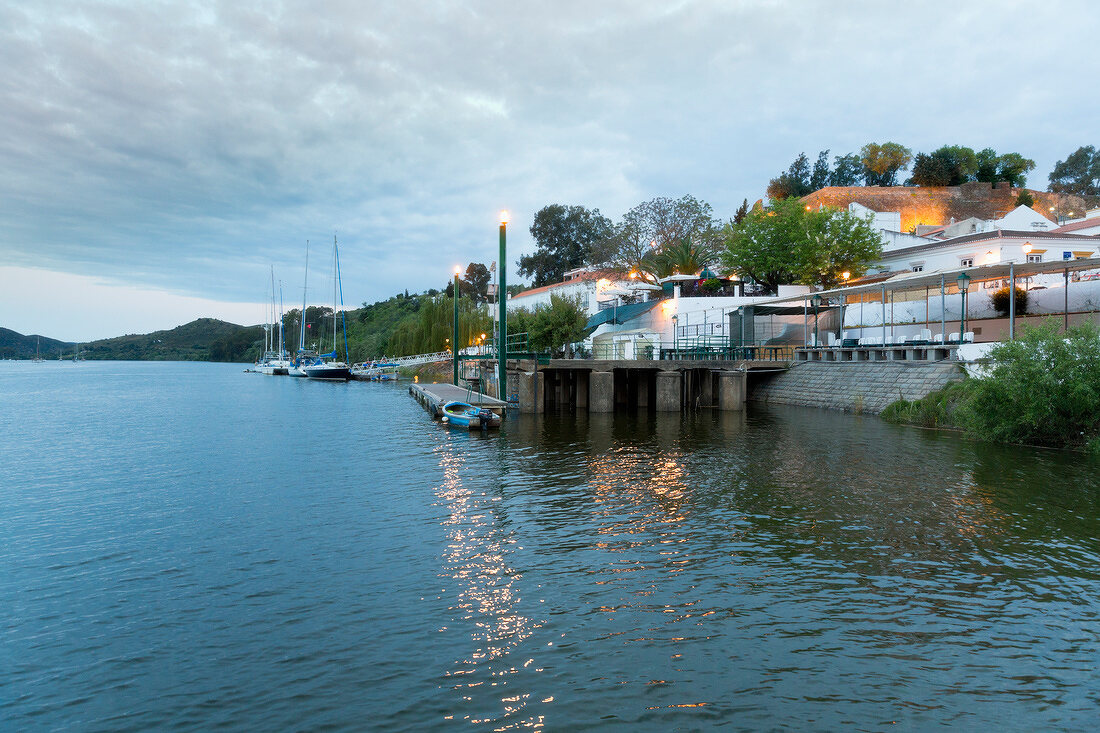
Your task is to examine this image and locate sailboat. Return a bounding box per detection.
[33,336,43,363]
[288,241,316,378]
[257,267,291,375]
[302,236,352,381]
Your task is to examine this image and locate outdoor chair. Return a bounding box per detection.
[948,332,960,344]
[932,333,944,344]
[963,332,975,343]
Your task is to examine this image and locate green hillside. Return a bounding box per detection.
[79,318,264,361]
[0,328,73,360]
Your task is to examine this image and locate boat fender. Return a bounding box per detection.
[441,416,449,423]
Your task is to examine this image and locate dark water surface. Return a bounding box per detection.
[3,361,1099,731]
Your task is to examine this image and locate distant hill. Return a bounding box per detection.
[0,319,264,362]
[0,327,73,360]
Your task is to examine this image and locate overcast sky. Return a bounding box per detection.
[2,0,1097,341]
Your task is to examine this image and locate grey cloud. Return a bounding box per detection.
[0,0,1097,311]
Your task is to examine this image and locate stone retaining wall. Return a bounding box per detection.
[749,361,965,414]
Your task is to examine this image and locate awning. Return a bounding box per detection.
[585,300,662,330]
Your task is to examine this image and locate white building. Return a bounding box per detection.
[876,230,1100,275]
[507,267,641,316]
[1052,208,1100,237]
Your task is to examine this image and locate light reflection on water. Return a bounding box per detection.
[3,363,1099,731]
[434,435,545,730]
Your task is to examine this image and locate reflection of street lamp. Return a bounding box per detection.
[811,293,822,346]
[957,272,971,339]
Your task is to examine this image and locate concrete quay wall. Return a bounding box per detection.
[749,361,964,414]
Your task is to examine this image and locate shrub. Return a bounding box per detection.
[963,320,1100,447]
[880,381,970,428]
[990,286,1029,316]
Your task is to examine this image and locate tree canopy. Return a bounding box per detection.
[908,145,1034,188]
[860,142,912,186]
[601,194,721,279]
[720,198,882,293]
[766,144,912,198]
[517,204,613,286]
[1048,145,1100,196]
[508,293,588,356]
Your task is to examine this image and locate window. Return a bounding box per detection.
[912,265,924,272]
[960,258,973,268]
[1027,253,1042,263]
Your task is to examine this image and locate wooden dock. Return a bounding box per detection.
[408,382,509,419]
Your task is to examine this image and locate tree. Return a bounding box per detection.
[647,237,708,280]
[994,152,1036,187]
[719,197,805,294]
[910,145,979,186]
[528,294,589,355]
[860,141,912,186]
[973,148,1036,187]
[509,293,588,356]
[603,194,721,279]
[809,150,831,191]
[733,198,749,225]
[830,153,863,186]
[720,198,882,293]
[461,262,491,302]
[909,152,952,187]
[517,205,613,286]
[1015,189,1034,208]
[1048,145,1100,195]
[795,206,883,289]
[766,152,812,199]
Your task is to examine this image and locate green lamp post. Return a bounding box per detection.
[956,271,971,341]
[453,266,461,385]
[498,210,508,401]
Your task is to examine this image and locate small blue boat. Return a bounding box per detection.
[441,401,501,430]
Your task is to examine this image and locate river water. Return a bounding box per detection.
[3,361,1098,731]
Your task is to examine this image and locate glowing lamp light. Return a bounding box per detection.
[841,270,851,281]
[499,210,510,224]
[629,271,638,279]
[1023,242,1033,254]
[454,266,462,275]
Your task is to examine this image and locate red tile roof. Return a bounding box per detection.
[510,268,619,300]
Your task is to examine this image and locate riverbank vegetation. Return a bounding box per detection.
[882,321,1100,453]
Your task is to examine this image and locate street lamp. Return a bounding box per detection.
[811,293,822,347]
[956,271,971,340]
[498,210,509,401]
[453,266,461,385]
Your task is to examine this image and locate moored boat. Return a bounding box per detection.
[302,237,351,382]
[440,401,502,430]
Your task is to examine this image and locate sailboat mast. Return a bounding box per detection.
[332,236,338,356]
[335,237,349,363]
[278,281,284,358]
[299,241,310,354]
